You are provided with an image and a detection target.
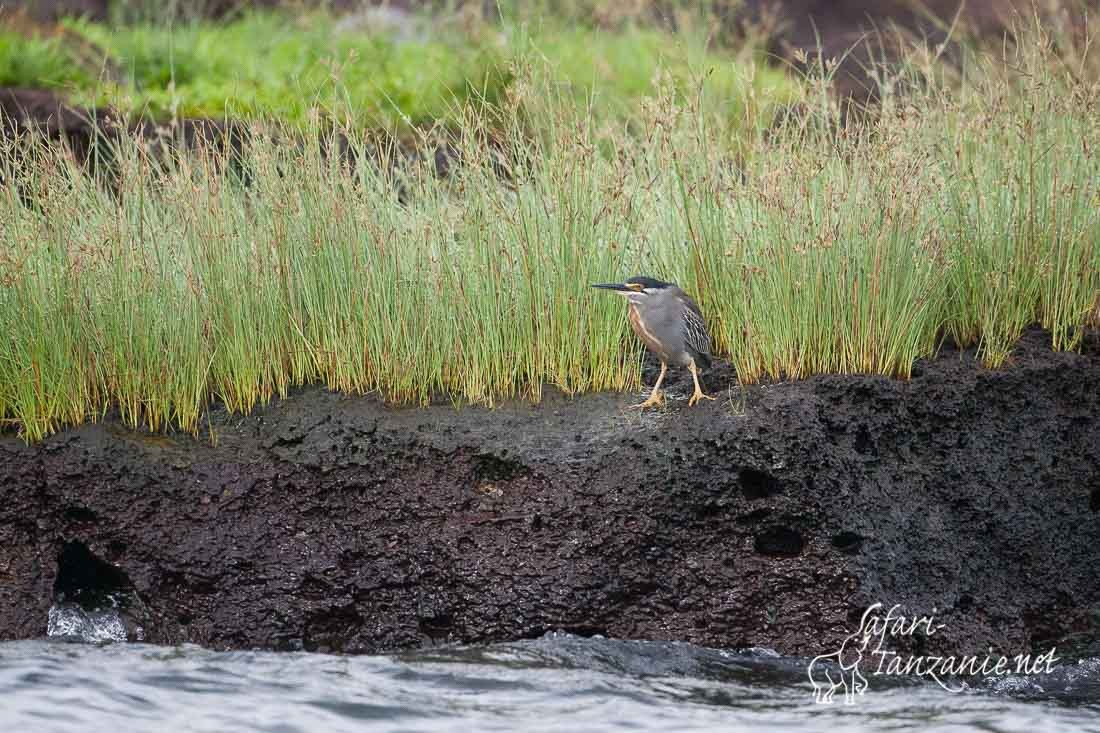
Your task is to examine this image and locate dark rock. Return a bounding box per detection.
[0,87,238,157]
[1,326,1098,656]
[3,0,108,22]
[0,87,100,159]
[732,0,1093,101]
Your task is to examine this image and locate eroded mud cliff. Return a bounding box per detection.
[2,328,1098,657]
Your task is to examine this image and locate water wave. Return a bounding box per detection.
[1,633,1096,733]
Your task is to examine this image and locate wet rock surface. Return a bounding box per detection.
[1,327,1099,656]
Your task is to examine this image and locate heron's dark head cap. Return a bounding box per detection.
[591,276,674,295]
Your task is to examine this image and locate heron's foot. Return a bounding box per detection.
[633,389,665,409]
[687,386,716,407]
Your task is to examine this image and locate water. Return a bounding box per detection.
[46,603,131,645]
[2,641,1096,732]
[2,610,1098,732]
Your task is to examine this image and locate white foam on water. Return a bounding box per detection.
[46,603,128,644]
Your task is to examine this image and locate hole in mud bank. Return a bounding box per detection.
[63,506,97,523]
[471,452,526,483]
[853,425,875,456]
[754,527,805,557]
[831,531,865,554]
[54,541,134,610]
[304,605,365,653]
[418,613,454,641]
[739,468,781,500]
[1090,487,1100,513]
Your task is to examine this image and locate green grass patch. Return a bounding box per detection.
[0,10,797,133]
[514,20,787,134]
[63,12,510,126]
[0,29,90,88]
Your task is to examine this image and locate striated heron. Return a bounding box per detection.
[592,276,715,408]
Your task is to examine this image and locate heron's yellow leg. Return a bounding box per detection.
[687,359,715,407]
[634,362,667,409]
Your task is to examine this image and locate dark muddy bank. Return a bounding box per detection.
[0,88,239,163]
[0,87,459,205]
[1,327,1099,656]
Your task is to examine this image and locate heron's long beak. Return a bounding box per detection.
[591,283,630,292]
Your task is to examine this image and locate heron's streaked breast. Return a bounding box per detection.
[627,303,668,361]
